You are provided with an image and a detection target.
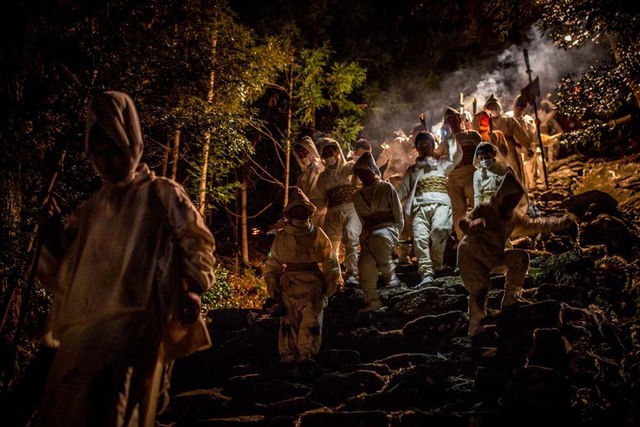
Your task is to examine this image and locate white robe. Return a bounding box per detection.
[397,137,460,278]
[316,140,361,277]
[354,179,404,304]
[263,222,341,362]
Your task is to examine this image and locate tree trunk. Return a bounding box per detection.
[198,133,211,215]
[0,172,22,333]
[161,130,171,177]
[283,65,294,209]
[198,38,217,215]
[283,64,294,208]
[0,172,22,239]
[241,164,249,263]
[170,128,181,181]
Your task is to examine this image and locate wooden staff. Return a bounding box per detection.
[523,49,549,189]
[1,144,68,384]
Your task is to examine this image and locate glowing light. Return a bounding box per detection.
[564,35,572,42]
[251,227,261,236]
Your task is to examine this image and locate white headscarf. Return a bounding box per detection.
[293,136,322,171]
[85,91,144,176]
[317,137,347,167]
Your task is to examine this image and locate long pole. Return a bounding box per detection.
[523,49,549,189]
[2,145,67,389]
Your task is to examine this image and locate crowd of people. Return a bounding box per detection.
[267,93,577,365]
[10,91,574,426]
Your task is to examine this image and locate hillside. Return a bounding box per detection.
[159,152,640,427]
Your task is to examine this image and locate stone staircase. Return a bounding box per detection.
[159,188,640,426]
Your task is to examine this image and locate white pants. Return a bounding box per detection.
[458,242,529,337]
[358,226,399,304]
[278,271,325,363]
[523,149,543,190]
[411,203,452,278]
[323,203,361,277]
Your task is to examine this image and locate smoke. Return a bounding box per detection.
[364,26,608,143]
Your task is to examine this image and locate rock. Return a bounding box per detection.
[501,366,574,422]
[539,188,572,202]
[402,311,468,351]
[385,361,456,394]
[529,251,596,288]
[395,411,478,427]
[445,375,475,402]
[526,328,571,371]
[298,410,389,427]
[470,325,499,348]
[207,308,262,331]
[497,300,563,336]
[448,336,472,354]
[534,284,589,307]
[387,288,468,321]
[191,415,268,426]
[544,235,577,253]
[316,349,361,369]
[440,280,467,295]
[166,388,231,421]
[225,374,311,404]
[341,363,391,376]
[562,190,620,220]
[374,330,409,358]
[339,388,423,412]
[159,153,640,426]
[474,366,513,397]
[170,348,240,393]
[308,370,387,406]
[375,352,447,370]
[580,214,639,260]
[323,287,365,333]
[327,327,383,361]
[265,397,326,416]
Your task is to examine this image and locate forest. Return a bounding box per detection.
[1,0,640,425]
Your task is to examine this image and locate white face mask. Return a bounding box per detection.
[324,156,337,167]
[480,158,495,169]
[291,218,310,227]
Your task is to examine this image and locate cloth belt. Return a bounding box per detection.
[327,184,356,208]
[416,176,448,195]
[362,211,396,229]
[284,262,321,272]
[479,188,495,204]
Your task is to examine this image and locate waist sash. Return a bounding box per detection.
[416,176,448,195]
[327,184,356,208]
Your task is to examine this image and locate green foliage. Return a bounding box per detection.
[0,0,285,377]
[555,67,634,149]
[292,43,366,133]
[201,266,268,311]
[297,46,331,126]
[535,0,640,50]
[332,116,364,149]
[202,267,236,310]
[536,0,640,148]
[485,0,538,42]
